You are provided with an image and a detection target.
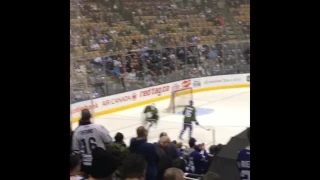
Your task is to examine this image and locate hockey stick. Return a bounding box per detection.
[198,125,211,131]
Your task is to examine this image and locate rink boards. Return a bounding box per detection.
[71,74,250,124]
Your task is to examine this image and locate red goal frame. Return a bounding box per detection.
[167,87,193,113]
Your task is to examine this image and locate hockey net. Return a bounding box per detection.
[165,88,193,113]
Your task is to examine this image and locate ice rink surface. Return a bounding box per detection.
[72,88,250,146]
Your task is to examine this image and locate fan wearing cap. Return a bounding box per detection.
[179,100,200,140]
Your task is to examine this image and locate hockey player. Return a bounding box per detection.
[179,100,199,140]
[237,128,250,180]
[72,109,113,175]
[143,103,159,130]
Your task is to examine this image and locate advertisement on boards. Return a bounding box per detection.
[140,85,170,97]
[171,83,180,92]
[102,92,137,106]
[203,75,242,86]
[71,102,99,115]
[193,80,201,88]
[181,80,191,88]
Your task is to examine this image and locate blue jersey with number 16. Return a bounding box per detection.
[237,147,250,180]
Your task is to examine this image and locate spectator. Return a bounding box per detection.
[177,142,184,158]
[189,68,199,78]
[113,132,127,147]
[130,126,159,180]
[163,168,184,180]
[114,59,122,76]
[89,147,118,180]
[111,132,129,178]
[199,143,210,158]
[157,133,179,159]
[156,136,173,180]
[122,154,147,180]
[93,56,103,63]
[183,137,197,157]
[209,144,223,156]
[237,128,250,180]
[126,69,137,82]
[70,155,83,180]
[72,109,113,175]
[186,143,209,175]
[199,143,211,173]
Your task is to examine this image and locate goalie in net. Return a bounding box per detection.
[165,88,193,113]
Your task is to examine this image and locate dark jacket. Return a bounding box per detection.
[156,144,173,180]
[154,142,179,160]
[130,138,159,180]
[111,142,129,177]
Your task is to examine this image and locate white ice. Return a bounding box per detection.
[72,88,250,147]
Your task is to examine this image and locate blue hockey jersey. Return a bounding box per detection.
[186,146,209,174]
[237,147,250,180]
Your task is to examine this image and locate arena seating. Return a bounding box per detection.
[229,0,250,38]
[70,0,250,179]
[70,0,250,100]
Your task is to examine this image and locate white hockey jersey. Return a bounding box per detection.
[72,123,112,166]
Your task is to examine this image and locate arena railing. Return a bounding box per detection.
[70,41,250,104]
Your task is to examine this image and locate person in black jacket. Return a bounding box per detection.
[122,154,147,180]
[156,136,173,180]
[157,132,179,159]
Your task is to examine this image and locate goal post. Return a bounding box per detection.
[166,88,193,113]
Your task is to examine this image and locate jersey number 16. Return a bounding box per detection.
[81,137,97,154]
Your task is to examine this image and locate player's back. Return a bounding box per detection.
[237,147,250,180]
[183,105,196,122]
[72,123,112,166]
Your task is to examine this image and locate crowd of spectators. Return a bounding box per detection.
[70,0,250,103]
[70,111,224,180]
[228,0,250,38]
[70,0,250,177]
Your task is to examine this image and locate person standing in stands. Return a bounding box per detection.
[156,136,173,180]
[130,126,159,180]
[89,147,118,180]
[72,109,113,176]
[111,132,129,178]
[184,138,209,174]
[122,154,147,180]
[157,132,179,160]
[237,128,250,180]
[163,168,184,180]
